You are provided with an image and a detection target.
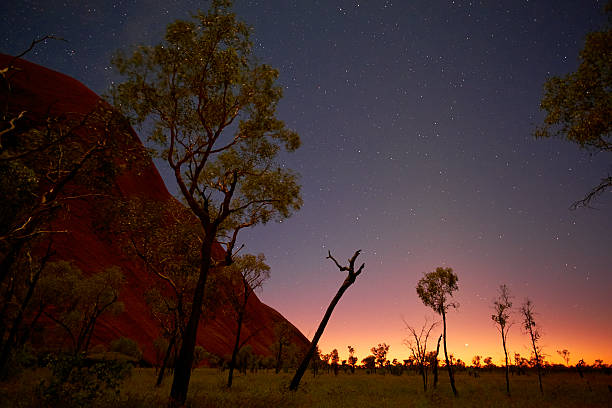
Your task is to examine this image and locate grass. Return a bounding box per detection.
[2,367,611,407]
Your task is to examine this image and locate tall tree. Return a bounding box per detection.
[289,250,364,391]
[347,345,357,373]
[535,6,611,209]
[521,299,543,394]
[416,266,459,396]
[112,1,301,404]
[491,284,513,396]
[223,253,270,388]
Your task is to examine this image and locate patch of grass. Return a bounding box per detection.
[2,367,611,407]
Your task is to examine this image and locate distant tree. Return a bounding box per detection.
[289,250,364,391]
[371,343,390,372]
[404,318,438,391]
[472,355,482,369]
[521,299,543,394]
[361,355,376,372]
[416,266,459,396]
[484,357,495,369]
[535,7,611,209]
[557,349,571,367]
[272,321,291,374]
[111,1,302,404]
[347,346,357,373]
[491,284,513,395]
[222,254,270,388]
[37,263,124,355]
[330,348,340,375]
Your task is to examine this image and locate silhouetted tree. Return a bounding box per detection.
[331,348,339,375]
[362,355,376,372]
[535,6,611,209]
[416,266,459,396]
[347,345,357,373]
[371,343,390,373]
[289,250,364,391]
[491,283,513,395]
[223,254,270,388]
[112,1,302,404]
[404,318,438,391]
[521,299,543,394]
[557,349,571,367]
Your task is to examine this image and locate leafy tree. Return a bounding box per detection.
[330,348,340,375]
[272,321,291,374]
[472,355,482,369]
[491,284,513,395]
[222,253,270,387]
[361,355,376,371]
[347,345,357,373]
[289,250,364,391]
[416,266,459,396]
[371,343,390,371]
[405,322,435,387]
[111,0,302,403]
[404,318,438,391]
[521,299,543,394]
[535,8,611,209]
[110,337,143,361]
[484,356,495,369]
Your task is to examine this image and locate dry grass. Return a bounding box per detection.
[2,367,611,407]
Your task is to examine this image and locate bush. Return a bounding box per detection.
[110,337,143,361]
[37,353,131,407]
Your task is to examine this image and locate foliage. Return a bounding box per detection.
[110,337,143,361]
[535,12,611,208]
[416,267,459,314]
[36,353,131,408]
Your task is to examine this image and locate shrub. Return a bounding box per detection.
[110,337,143,361]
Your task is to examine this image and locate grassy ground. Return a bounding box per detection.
[2,367,611,407]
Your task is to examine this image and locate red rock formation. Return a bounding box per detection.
[0,53,308,363]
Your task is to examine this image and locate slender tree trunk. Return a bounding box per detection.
[442,310,458,396]
[420,363,427,391]
[227,310,244,388]
[433,334,441,389]
[156,334,176,387]
[502,334,510,396]
[275,341,283,374]
[289,281,351,391]
[170,234,214,406]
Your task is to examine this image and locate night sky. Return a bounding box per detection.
[2,0,611,365]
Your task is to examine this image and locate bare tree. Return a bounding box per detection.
[404,317,439,391]
[521,299,543,394]
[289,250,364,391]
[491,284,513,395]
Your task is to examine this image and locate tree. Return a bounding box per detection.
[557,349,571,367]
[347,346,357,373]
[416,266,459,396]
[361,355,376,371]
[521,299,543,394]
[491,284,513,395]
[535,8,611,209]
[289,250,364,391]
[330,348,339,375]
[472,355,482,369]
[371,343,390,372]
[431,334,442,388]
[111,1,302,404]
[404,318,438,391]
[272,321,291,374]
[222,254,270,388]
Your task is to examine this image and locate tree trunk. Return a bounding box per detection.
[442,310,458,396]
[227,310,244,388]
[156,334,176,387]
[433,334,441,389]
[502,334,510,396]
[420,363,427,391]
[170,234,214,406]
[275,341,283,374]
[289,281,351,391]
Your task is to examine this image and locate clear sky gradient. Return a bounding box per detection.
[2,0,610,366]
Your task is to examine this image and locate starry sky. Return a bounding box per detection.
[2,0,611,366]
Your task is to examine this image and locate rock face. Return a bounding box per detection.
[0,53,309,363]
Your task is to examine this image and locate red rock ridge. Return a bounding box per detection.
[0,53,309,363]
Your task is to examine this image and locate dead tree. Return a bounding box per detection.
[289,250,364,391]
